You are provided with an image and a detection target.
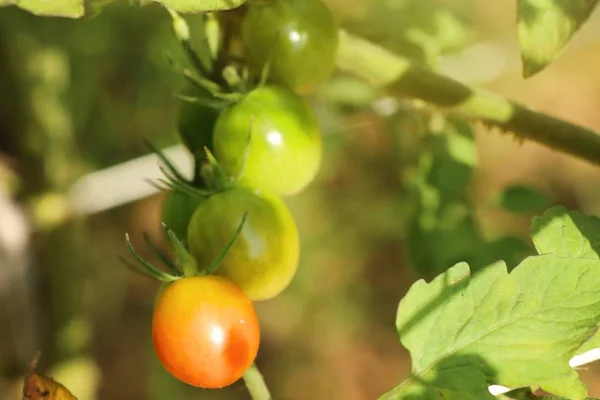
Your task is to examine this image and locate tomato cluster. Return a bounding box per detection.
[124,0,338,392]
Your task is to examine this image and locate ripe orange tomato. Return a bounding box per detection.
[152,276,260,388]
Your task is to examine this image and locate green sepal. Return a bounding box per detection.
[124,234,179,283]
[162,222,199,277]
[203,212,248,275]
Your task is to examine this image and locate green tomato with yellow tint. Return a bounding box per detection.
[161,190,204,243]
[187,186,299,301]
[242,0,339,93]
[212,85,322,197]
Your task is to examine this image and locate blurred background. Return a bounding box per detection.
[2,0,600,398]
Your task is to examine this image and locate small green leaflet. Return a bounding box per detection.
[381,251,600,399]
[151,0,246,13]
[518,0,599,78]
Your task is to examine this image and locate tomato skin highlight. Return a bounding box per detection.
[213,85,322,196]
[152,276,260,388]
[187,186,300,301]
[242,0,339,93]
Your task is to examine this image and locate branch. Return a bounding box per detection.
[336,30,600,166]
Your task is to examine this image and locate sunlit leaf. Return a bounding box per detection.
[531,205,600,259]
[531,206,600,355]
[381,252,600,399]
[151,0,246,13]
[518,0,600,77]
[14,0,84,17]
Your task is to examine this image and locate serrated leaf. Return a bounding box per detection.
[16,0,84,18]
[381,255,600,399]
[151,0,246,13]
[491,185,553,214]
[531,205,600,259]
[518,0,599,78]
[531,206,600,355]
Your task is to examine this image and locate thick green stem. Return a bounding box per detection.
[243,363,271,400]
[336,30,600,166]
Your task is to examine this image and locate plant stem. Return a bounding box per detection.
[336,30,600,166]
[243,363,271,400]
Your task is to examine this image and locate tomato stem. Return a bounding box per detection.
[243,363,271,400]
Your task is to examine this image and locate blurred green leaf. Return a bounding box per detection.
[15,0,84,17]
[407,116,486,276]
[382,251,600,399]
[491,185,553,214]
[86,0,119,15]
[345,0,471,65]
[0,0,119,17]
[317,76,379,109]
[546,397,600,400]
[477,235,533,271]
[152,0,246,13]
[518,0,599,78]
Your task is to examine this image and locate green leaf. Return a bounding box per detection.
[85,0,118,16]
[381,255,600,399]
[491,185,553,214]
[151,0,246,13]
[518,0,599,78]
[531,205,600,259]
[531,206,600,355]
[0,1,16,7]
[15,0,85,17]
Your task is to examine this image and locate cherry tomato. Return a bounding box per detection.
[161,190,204,243]
[176,85,220,157]
[187,186,299,301]
[212,85,322,196]
[152,275,260,388]
[241,0,339,93]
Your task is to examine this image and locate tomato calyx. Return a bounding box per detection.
[123,142,249,283]
[122,211,248,283]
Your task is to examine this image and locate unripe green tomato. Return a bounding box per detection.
[187,186,299,301]
[161,190,204,243]
[176,86,220,157]
[241,0,339,94]
[213,85,322,196]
